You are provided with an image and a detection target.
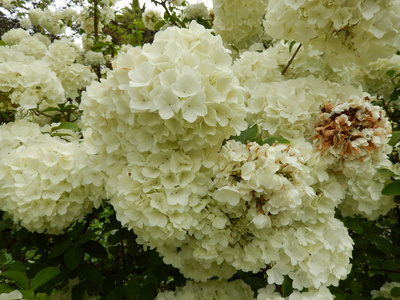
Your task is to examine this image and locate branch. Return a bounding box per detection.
[281,43,302,76]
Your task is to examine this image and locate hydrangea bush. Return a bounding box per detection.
[0,0,399,299]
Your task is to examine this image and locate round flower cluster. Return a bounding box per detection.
[43,38,96,100]
[313,97,392,160]
[0,51,63,110]
[371,282,400,299]
[155,141,352,288]
[0,31,95,112]
[0,121,105,234]
[183,3,210,20]
[81,21,247,169]
[213,0,269,50]
[28,8,75,34]
[257,284,334,300]
[142,9,162,31]
[155,279,255,300]
[263,0,400,66]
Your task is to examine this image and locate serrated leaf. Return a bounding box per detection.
[30,267,60,291]
[263,137,290,146]
[389,131,400,146]
[382,180,400,196]
[48,240,73,259]
[51,122,80,132]
[231,124,258,144]
[0,271,29,289]
[64,245,83,270]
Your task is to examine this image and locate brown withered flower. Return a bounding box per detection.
[313,97,391,159]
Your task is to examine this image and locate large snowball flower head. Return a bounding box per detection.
[0,121,105,234]
[80,21,247,169]
[156,141,352,289]
[263,0,400,66]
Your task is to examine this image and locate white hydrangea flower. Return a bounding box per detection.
[183,3,209,20]
[372,282,400,299]
[0,0,15,10]
[257,284,334,299]
[153,141,352,288]
[84,50,105,66]
[81,21,247,169]
[155,279,255,300]
[213,0,269,50]
[263,0,400,66]
[0,290,25,300]
[0,58,64,110]
[142,9,162,31]
[1,28,30,45]
[0,121,105,234]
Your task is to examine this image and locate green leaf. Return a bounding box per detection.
[0,250,7,265]
[0,283,14,293]
[77,233,97,244]
[6,261,25,273]
[48,240,73,259]
[288,40,297,53]
[391,287,400,297]
[389,131,400,146]
[77,263,103,283]
[282,276,293,297]
[377,168,396,176]
[350,281,362,295]
[41,107,61,113]
[0,218,13,231]
[71,284,85,300]
[36,293,50,300]
[386,70,396,77]
[20,289,35,299]
[0,271,29,289]
[51,122,80,132]
[263,137,290,146]
[64,245,83,270]
[82,241,108,259]
[30,267,60,291]
[231,124,258,144]
[369,235,395,254]
[382,180,400,196]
